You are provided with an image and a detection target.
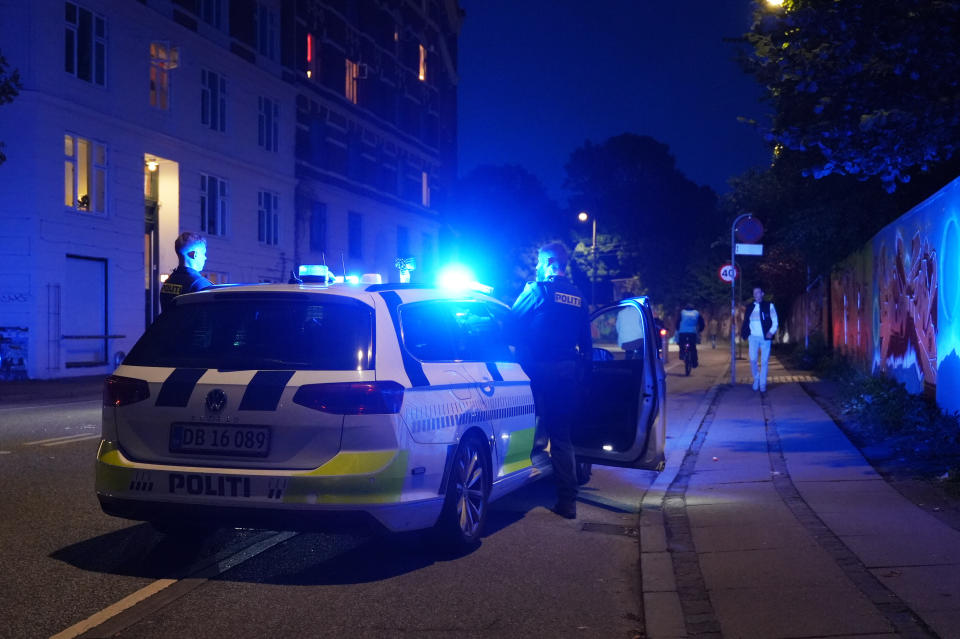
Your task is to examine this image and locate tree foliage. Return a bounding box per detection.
[742,0,960,190]
[0,50,23,166]
[564,133,721,310]
[447,164,564,301]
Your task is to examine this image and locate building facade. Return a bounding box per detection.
[0,0,461,380]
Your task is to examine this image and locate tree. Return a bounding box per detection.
[564,134,721,309]
[447,164,564,301]
[742,0,960,191]
[0,50,23,166]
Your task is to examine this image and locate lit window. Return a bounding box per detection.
[418,44,427,82]
[306,33,318,79]
[258,96,279,152]
[64,133,107,213]
[201,69,227,132]
[258,190,279,245]
[200,173,228,236]
[255,3,277,60]
[65,1,106,86]
[149,42,173,110]
[421,171,430,207]
[345,59,359,104]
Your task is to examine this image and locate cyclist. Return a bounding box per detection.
[675,303,705,369]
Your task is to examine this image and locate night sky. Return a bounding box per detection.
[457,0,773,202]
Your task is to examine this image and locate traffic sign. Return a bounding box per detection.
[735,243,763,256]
[718,264,740,283]
[735,217,764,243]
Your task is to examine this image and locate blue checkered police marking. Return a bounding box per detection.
[407,396,535,433]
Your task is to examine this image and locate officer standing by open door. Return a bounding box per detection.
[512,241,592,519]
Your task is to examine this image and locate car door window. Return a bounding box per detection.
[400,300,514,363]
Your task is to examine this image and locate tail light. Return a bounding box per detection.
[103,375,151,407]
[293,381,404,414]
[659,328,668,337]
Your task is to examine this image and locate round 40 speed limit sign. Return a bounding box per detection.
[718,264,740,283]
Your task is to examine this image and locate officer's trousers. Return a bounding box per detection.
[526,359,579,506]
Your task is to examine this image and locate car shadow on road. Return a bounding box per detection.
[50,481,552,585]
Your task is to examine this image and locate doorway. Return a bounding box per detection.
[144,155,179,327]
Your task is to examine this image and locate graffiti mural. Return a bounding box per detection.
[791,175,960,413]
[874,230,937,392]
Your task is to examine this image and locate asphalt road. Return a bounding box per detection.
[0,347,724,639]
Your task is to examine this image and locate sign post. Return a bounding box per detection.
[730,215,763,384]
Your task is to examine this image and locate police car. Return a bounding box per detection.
[96,269,665,546]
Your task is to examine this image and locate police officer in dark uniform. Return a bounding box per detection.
[511,241,591,519]
[160,231,213,313]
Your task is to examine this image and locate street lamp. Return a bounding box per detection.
[578,211,597,308]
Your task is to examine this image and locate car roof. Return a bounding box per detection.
[174,282,504,306]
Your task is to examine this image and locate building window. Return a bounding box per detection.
[258,96,279,152]
[255,3,277,60]
[258,191,279,245]
[397,226,410,259]
[345,59,359,104]
[64,134,107,213]
[348,212,363,259]
[201,69,226,132]
[418,44,427,82]
[200,173,228,236]
[149,42,173,110]
[200,0,222,29]
[306,33,318,79]
[421,171,431,207]
[422,232,434,273]
[65,1,106,86]
[310,202,327,254]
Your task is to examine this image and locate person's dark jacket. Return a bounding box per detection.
[511,276,591,369]
[160,266,212,312]
[740,301,775,341]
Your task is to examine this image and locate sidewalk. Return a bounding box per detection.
[641,355,960,639]
[0,374,104,405]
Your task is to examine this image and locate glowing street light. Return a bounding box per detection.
[764,0,784,7]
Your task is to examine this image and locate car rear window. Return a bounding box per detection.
[125,296,373,370]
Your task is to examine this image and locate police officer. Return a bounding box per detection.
[160,232,212,312]
[512,241,591,519]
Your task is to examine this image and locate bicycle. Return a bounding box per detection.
[678,334,697,376]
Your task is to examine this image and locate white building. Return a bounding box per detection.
[0,0,461,379]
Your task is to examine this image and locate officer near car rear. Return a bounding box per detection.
[511,241,592,519]
[160,231,213,313]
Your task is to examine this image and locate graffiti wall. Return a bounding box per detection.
[793,175,960,412]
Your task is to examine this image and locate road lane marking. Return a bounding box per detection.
[49,530,298,639]
[0,399,100,413]
[48,579,178,639]
[24,433,99,446]
[41,434,101,447]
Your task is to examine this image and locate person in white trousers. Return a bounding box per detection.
[739,286,778,392]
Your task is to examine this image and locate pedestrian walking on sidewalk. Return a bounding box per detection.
[707,316,718,349]
[740,285,778,392]
[511,241,592,519]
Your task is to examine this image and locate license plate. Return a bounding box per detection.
[170,423,271,457]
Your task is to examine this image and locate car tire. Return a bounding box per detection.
[435,433,489,549]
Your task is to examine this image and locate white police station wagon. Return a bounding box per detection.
[96,273,665,546]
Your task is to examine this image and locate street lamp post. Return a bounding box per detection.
[730,213,753,385]
[578,211,597,308]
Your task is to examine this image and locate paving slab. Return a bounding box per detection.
[709,586,893,639]
[691,521,819,553]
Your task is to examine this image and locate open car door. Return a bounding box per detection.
[573,297,666,470]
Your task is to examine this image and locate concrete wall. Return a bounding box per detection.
[791,175,960,413]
